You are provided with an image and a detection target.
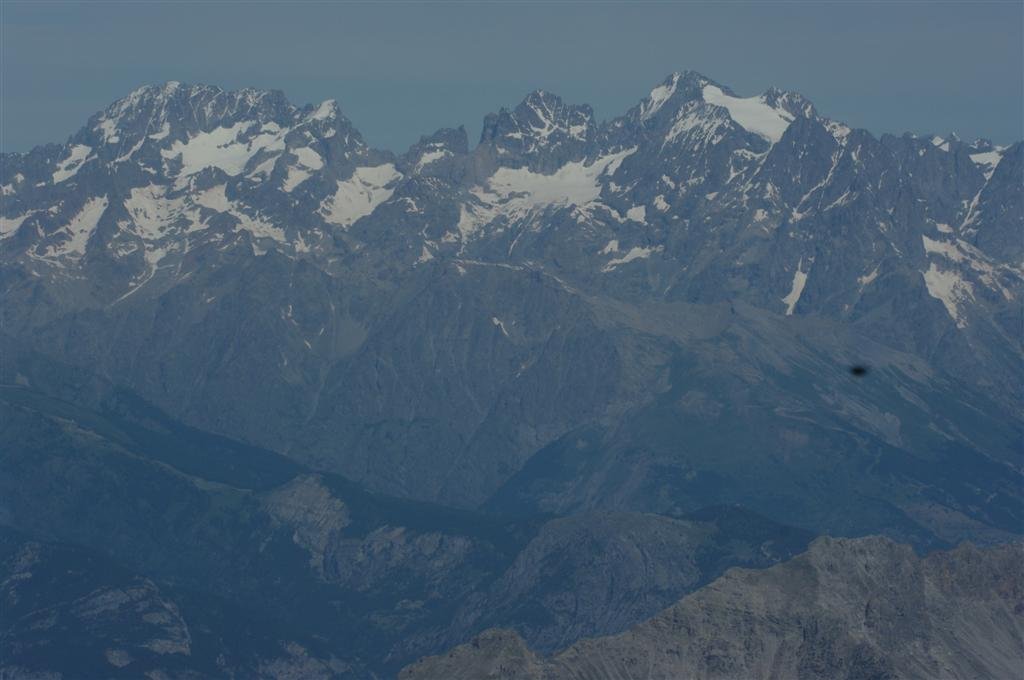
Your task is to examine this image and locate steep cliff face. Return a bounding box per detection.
[402,537,1024,680]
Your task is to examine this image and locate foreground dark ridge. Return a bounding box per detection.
[401,536,1024,680]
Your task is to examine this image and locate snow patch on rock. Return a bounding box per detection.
[969,149,1002,180]
[781,260,809,315]
[923,263,974,328]
[640,74,680,120]
[458,148,638,238]
[161,121,288,182]
[321,164,402,228]
[702,85,794,143]
[603,245,663,271]
[53,145,93,184]
[415,148,451,172]
[626,205,647,223]
[44,196,109,259]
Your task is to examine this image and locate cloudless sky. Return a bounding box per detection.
[1,1,1022,153]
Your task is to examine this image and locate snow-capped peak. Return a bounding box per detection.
[402,127,466,175]
[479,90,595,165]
[514,90,594,140]
[636,71,712,122]
[309,99,340,121]
[640,73,682,121]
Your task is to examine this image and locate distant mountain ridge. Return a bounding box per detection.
[3,72,1017,326]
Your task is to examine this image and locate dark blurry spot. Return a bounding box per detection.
[850,365,869,377]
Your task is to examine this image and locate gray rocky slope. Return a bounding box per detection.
[401,536,1024,680]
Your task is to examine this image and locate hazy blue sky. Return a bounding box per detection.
[2,1,1021,153]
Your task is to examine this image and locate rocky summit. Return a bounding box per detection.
[1,71,1021,678]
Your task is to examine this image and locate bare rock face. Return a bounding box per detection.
[0,527,358,679]
[264,474,351,576]
[401,536,1024,680]
[2,535,194,677]
[448,513,710,654]
[255,642,353,680]
[262,473,480,596]
[327,526,475,592]
[401,628,545,680]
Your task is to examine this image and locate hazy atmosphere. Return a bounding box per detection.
[2,0,1022,153]
[2,2,1022,677]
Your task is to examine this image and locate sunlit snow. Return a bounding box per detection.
[148,122,171,141]
[44,196,109,258]
[491,317,510,337]
[0,212,32,239]
[292,147,324,170]
[415,148,451,172]
[283,167,313,193]
[857,266,879,288]
[702,85,793,143]
[640,74,679,120]
[602,245,663,271]
[53,145,93,184]
[97,118,120,144]
[922,235,964,262]
[781,260,808,315]
[457,148,636,239]
[310,99,338,121]
[161,121,288,181]
[125,185,188,240]
[321,164,402,228]
[969,149,1002,180]
[626,205,647,223]
[922,263,973,328]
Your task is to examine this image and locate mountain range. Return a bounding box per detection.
[1,71,1021,677]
